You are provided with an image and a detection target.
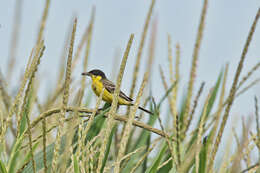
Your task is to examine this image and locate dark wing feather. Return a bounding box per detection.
[102,79,133,102]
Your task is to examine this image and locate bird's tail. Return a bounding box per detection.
[138,106,153,115]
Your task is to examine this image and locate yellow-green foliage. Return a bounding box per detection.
[0,1,260,173]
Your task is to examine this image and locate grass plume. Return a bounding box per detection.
[209,8,260,172]
[52,18,77,172]
[1,2,260,173]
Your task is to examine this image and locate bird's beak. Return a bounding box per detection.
[81,72,91,76]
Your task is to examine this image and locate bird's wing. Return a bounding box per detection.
[102,79,133,102]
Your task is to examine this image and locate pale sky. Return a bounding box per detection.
[1,1,260,156]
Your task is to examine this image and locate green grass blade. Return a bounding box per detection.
[157,154,172,173]
[73,155,80,173]
[83,105,110,143]
[186,70,223,152]
[7,132,25,173]
[145,141,168,173]
[141,135,150,172]
[22,135,66,173]
[122,84,175,172]
[20,142,39,169]
[178,92,188,132]
[22,105,110,173]
[0,159,7,173]
[101,125,116,173]
[198,138,208,173]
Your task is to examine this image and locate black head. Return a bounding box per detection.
[82,69,107,79]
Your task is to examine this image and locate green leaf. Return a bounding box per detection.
[200,70,223,123]
[73,155,80,173]
[20,143,39,169]
[0,159,7,173]
[122,83,175,172]
[22,105,110,173]
[198,137,209,173]
[19,89,34,136]
[7,132,25,173]
[22,135,66,173]
[19,112,27,137]
[101,125,116,173]
[186,70,223,153]
[179,92,188,131]
[122,110,156,172]
[84,104,110,144]
[145,141,168,173]
[142,135,150,172]
[157,154,172,173]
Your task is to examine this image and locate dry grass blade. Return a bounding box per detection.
[0,72,11,111]
[236,78,260,98]
[174,43,180,100]
[96,34,134,173]
[209,8,260,172]
[130,140,159,173]
[16,42,44,136]
[167,34,174,84]
[167,34,178,128]
[244,142,255,169]
[42,115,47,173]
[184,0,208,131]
[255,96,260,160]
[105,146,146,172]
[80,88,104,170]
[113,114,171,139]
[237,61,260,91]
[230,119,251,173]
[250,132,260,152]
[159,66,179,167]
[179,140,200,172]
[72,8,95,168]
[240,163,259,173]
[21,43,45,173]
[221,76,260,109]
[36,0,50,45]
[218,131,234,172]
[255,96,260,138]
[184,82,205,137]
[22,106,170,149]
[114,72,148,172]
[156,105,177,168]
[52,18,77,172]
[1,46,34,142]
[129,0,155,99]
[7,0,23,79]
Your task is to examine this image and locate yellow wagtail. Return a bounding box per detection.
[82,69,152,114]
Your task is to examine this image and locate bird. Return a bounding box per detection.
[81,69,153,115]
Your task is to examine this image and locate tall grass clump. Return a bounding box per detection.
[0,0,260,173]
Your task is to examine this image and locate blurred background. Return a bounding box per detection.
[0,0,260,158]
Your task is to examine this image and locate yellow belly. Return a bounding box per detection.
[91,80,130,105]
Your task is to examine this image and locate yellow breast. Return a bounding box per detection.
[91,77,131,105]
